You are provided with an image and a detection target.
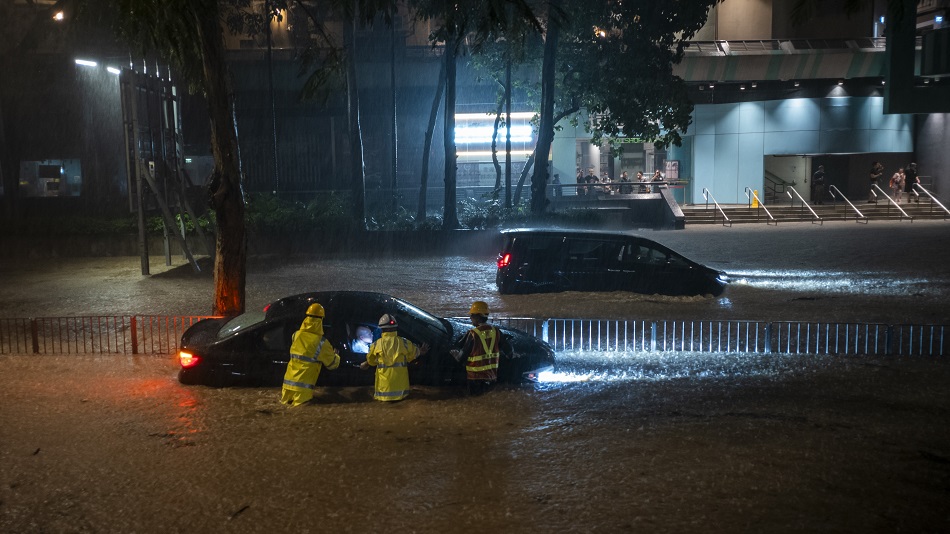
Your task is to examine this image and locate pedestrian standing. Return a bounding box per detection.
[904,162,920,202]
[889,168,905,203]
[619,171,633,194]
[868,161,884,202]
[281,303,341,407]
[450,301,516,396]
[360,314,429,402]
[812,165,826,205]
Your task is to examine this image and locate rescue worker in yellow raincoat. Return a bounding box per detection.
[280,302,340,406]
[360,314,429,402]
[450,301,516,396]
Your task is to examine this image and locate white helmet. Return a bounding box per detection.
[378,314,397,330]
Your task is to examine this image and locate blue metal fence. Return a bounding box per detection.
[0,315,945,356]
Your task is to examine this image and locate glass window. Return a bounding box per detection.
[217,311,265,340]
[18,159,82,197]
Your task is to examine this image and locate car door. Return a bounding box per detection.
[631,241,696,295]
[235,317,294,387]
[563,238,610,291]
[602,238,639,291]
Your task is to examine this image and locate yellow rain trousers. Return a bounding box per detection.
[280,316,340,406]
[366,331,421,401]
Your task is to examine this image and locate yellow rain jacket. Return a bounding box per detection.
[280,316,340,406]
[365,331,421,401]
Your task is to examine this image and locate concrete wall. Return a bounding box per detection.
[717,0,773,40]
[685,96,914,203]
[917,113,949,201]
[693,0,877,41]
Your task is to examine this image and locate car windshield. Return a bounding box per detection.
[217,311,265,340]
[391,296,439,323]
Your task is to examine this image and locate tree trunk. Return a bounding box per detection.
[0,87,14,220]
[417,58,445,222]
[442,36,460,230]
[513,148,535,206]
[505,55,512,209]
[344,9,366,226]
[531,0,561,215]
[196,4,246,316]
[491,99,503,198]
[514,107,576,206]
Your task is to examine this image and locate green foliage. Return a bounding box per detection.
[556,1,721,150]
[145,213,214,235]
[244,191,354,234]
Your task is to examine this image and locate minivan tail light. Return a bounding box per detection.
[497,253,511,268]
[179,351,200,368]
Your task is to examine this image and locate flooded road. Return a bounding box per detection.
[2,221,949,531]
[1,220,949,324]
[1,353,948,532]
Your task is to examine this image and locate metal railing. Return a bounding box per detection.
[875,183,914,221]
[683,37,894,57]
[789,187,826,224]
[913,183,950,220]
[2,314,945,357]
[701,188,732,226]
[744,187,776,225]
[827,185,864,223]
[489,318,947,357]
[0,315,216,355]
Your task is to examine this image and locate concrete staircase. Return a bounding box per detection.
[681,197,949,225]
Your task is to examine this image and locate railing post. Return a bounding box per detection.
[885,324,893,355]
[30,318,39,354]
[650,321,657,352]
[130,315,139,355]
[541,319,549,345]
[765,322,772,353]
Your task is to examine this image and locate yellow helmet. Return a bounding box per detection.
[305,302,325,318]
[469,301,490,316]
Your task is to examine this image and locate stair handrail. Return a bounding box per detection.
[764,171,793,203]
[826,185,864,224]
[744,187,776,225]
[701,188,732,227]
[869,183,913,221]
[913,183,950,219]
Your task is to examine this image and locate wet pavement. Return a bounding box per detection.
[1,220,949,531]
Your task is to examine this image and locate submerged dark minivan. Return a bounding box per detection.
[495,229,727,296]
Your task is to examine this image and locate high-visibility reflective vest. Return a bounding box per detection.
[366,331,420,401]
[281,316,340,406]
[465,325,500,381]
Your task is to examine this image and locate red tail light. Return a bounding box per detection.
[179,351,200,368]
[497,253,511,268]
[263,303,271,313]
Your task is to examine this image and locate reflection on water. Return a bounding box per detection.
[727,269,939,296]
[538,349,823,386]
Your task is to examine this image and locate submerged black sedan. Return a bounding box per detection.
[177,291,555,387]
[496,229,727,296]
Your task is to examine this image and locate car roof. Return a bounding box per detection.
[501,227,641,238]
[264,290,396,319]
[500,227,658,244]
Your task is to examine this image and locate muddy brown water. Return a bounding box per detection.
[1,221,949,531]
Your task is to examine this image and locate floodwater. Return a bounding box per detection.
[2,221,950,531]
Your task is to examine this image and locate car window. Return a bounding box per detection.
[217,311,265,340]
[666,252,691,268]
[260,323,287,350]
